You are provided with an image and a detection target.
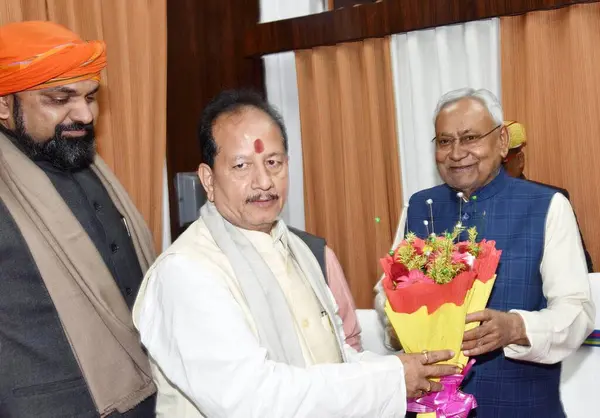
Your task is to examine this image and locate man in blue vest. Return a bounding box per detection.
[380,88,594,417]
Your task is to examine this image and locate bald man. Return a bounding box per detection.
[0,21,156,417]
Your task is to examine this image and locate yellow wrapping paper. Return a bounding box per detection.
[385,276,496,418]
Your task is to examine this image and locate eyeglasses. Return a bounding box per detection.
[432,125,502,150]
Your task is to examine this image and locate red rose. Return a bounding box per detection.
[390,262,410,283]
[456,242,470,254]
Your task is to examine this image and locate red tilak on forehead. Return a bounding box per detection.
[254,138,264,153]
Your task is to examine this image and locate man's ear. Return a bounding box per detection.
[498,126,510,159]
[0,95,12,122]
[517,150,525,171]
[198,163,215,202]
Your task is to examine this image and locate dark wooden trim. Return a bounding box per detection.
[333,0,378,9]
[245,0,600,57]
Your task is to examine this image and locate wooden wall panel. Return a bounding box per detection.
[166,0,264,238]
[245,0,600,57]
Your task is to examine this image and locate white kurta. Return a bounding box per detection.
[134,218,407,418]
[504,193,595,362]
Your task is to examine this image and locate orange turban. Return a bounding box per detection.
[0,21,106,96]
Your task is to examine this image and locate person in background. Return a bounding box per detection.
[0,21,156,417]
[133,89,459,417]
[503,121,593,272]
[325,245,363,350]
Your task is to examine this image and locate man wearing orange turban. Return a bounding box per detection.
[0,21,156,417]
[0,20,107,169]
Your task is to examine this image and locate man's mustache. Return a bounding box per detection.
[246,193,279,204]
[56,122,94,135]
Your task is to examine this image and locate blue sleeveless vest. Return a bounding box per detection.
[406,168,564,418]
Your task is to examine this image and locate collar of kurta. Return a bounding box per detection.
[238,219,289,251]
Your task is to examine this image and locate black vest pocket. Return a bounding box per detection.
[8,376,97,417]
[12,376,86,398]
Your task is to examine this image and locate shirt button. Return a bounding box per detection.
[93,202,102,211]
[125,287,133,296]
[110,243,119,253]
[301,319,310,328]
[462,213,470,220]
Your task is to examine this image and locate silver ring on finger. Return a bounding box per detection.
[421,349,429,364]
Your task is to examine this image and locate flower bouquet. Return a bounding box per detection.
[381,225,501,418]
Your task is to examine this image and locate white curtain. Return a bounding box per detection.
[390,19,501,205]
[259,0,326,229]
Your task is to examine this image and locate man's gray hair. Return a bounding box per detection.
[433,88,504,126]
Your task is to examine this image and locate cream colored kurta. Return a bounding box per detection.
[240,221,342,366]
[133,218,406,418]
